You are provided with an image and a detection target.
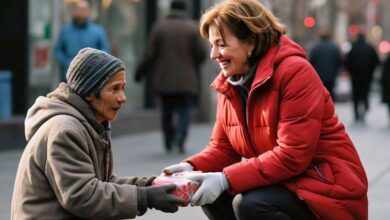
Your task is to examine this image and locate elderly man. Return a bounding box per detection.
[11,48,184,219]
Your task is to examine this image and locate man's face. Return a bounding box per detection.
[73,1,91,25]
[86,70,127,123]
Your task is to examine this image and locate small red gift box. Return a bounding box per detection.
[152,171,201,206]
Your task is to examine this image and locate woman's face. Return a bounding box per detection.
[208,24,254,78]
[86,70,127,123]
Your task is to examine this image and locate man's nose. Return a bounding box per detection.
[118,91,127,103]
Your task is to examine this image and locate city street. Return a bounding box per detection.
[1,94,389,219]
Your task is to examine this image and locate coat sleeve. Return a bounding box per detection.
[110,174,156,187]
[223,58,325,194]
[54,28,69,67]
[45,127,139,219]
[97,26,111,54]
[191,22,208,65]
[185,100,242,172]
[134,25,159,82]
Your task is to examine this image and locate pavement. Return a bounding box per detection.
[1,94,389,220]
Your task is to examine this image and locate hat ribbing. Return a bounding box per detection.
[66,48,125,97]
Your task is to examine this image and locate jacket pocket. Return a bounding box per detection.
[306,161,335,184]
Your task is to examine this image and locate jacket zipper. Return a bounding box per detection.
[245,76,272,154]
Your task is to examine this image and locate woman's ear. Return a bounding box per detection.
[246,39,255,56]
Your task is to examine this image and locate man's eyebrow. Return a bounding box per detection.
[108,81,126,87]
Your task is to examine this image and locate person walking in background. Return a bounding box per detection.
[11,48,184,219]
[309,27,342,100]
[381,54,390,122]
[345,32,380,122]
[55,0,111,82]
[135,0,207,154]
[163,0,368,219]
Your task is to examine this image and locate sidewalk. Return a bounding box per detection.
[0,94,389,219]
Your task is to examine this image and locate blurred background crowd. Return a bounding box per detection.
[1,0,389,121]
[0,0,390,148]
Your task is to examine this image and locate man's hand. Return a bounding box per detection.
[187,172,229,206]
[144,184,186,213]
[162,162,193,174]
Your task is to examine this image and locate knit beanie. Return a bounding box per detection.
[66,47,125,97]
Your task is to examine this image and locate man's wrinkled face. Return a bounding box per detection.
[86,70,127,123]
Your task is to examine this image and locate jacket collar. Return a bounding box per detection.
[72,19,91,28]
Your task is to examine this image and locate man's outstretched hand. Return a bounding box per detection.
[144,184,186,213]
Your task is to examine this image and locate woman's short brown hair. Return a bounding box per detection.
[200,0,286,60]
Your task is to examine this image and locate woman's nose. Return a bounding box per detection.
[210,47,219,60]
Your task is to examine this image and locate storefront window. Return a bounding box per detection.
[28,0,54,106]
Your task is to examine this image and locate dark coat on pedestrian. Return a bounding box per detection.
[309,38,342,83]
[135,12,208,95]
[11,83,154,219]
[381,55,390,103]
[345,34,380,98]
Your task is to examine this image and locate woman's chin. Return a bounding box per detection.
[222,70,232,78]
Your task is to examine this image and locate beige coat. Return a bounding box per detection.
[11,83,152,220]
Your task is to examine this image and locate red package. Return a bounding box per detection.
[152,171,201,206]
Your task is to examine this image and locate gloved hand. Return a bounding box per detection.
[187,172,229,206]
[162,162,193,174]
[138,184,186,214]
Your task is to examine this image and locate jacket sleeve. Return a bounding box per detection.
[185,101,242,172]
[191,23,208,65]
[97,26,111,54]
[54,28,70,67]
[110,174,156,187]
[381,56,390,85]
[223,58,324,194]
[45,127,139,219]
[134,24,162,82]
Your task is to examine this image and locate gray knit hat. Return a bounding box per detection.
[66,48,125,97]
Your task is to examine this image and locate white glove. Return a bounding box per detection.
[162,162,193,174]
[187,172,229,206]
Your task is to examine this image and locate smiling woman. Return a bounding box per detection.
[162,0,368,219]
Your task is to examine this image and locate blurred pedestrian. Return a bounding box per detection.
[345,32,380,122]
[11,48,185,219]
[381,53,390,121]
[135,0,207,154]
[309,27,342,99]
[55,0,111,82]
[163,0,368,219]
